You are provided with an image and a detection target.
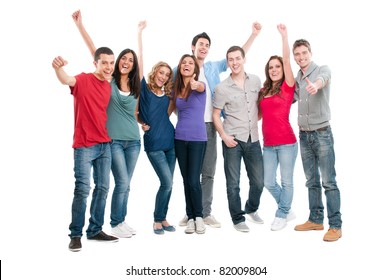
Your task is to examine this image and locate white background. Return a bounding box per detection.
[1,0,391,279]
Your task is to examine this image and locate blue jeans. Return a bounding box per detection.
[299,127,342,229]
[146,148,176,222]
[110,140,141,227]
[200,122,217,218]
[175,139,207,220]
[69,142,111,238]
[222,138,264,224]
[263,143,298,218]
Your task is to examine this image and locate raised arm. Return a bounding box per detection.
[52,56,76,87]
[137,21,147,80]
[242,22,262,54]
[72,10,97,58]
[277,24,294,87]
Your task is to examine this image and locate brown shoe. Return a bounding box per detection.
[323,228,342,242]
[294,221,324,231]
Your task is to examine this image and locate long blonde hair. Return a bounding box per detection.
[147,61,174,96]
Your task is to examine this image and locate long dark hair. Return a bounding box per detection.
[112,48,141,98]
[258,55,284,102]
[173,54,200,104]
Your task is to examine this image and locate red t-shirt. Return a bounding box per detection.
[259,80,296,146]
[70,73,111,148]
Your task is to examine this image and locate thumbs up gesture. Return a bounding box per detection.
[305,77,318,95]
[190,74,198,90]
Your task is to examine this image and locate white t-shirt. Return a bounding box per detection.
[199,67,213,122]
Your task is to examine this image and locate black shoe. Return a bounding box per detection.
[87,231,119,242]
[69,237,82,252]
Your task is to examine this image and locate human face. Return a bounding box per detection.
[180,56,195,78]
[268,58,283,84]
[192,38,210,62]
[154,66,171,88]
[119,52,134,75]
[293,45,312,71]
[94,54,115,81]
[227,50,245,76]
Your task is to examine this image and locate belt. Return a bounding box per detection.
[301,125,330,132]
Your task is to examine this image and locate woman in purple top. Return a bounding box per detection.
[170,54,207,234]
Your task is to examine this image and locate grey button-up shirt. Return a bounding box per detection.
[213,73,261,143]
[294,61,331,131]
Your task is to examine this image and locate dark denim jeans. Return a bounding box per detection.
[146,148,176,222]
[299,127,342,229]
[69,142,111,238]
[175,139,207,220]
[222,138,264,224]
[110,140,141,227]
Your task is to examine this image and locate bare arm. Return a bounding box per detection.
[242,22,262,54]
[277,24,294,87]
[190,74,205,93]
[72,10,96,58]
[137,21,147,81]
[258,107,262,121]
[212,108,238,148]
[52,56,76,87]
[168,99,176,116]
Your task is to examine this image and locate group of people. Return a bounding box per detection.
[52,10,343,253]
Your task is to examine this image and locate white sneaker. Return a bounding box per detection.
[179,215,188,227]
[246,212,264,224]
[203,215,221,228]
[111,222,133,238]
[286,210,296,222]
[122,222,137,235]
[185,219,195,234]
[195,217,206,234]
[271,217,287,231]
[233,222,250,232]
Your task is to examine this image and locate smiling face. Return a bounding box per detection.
[118,52,135,75]
[227,49,245,76]
[94,53,115,80]
[268,58,283,84]
[192,38,210,62]
[153,66,171,88]
[293,45,312,71]
[180,56,196,77]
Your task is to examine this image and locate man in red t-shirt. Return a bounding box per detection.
[52,47,118,252]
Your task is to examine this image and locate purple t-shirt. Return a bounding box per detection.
[175,90,207,141]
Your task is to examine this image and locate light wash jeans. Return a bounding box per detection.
[69,142,111,238]
[299,127,342,229]
[110,140,141,227]
[175,139,207,220]
[200,122,217,217]
[222,138,264,225]
[263,143,298,218]
[146,148,176,222]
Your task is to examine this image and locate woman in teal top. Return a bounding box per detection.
[107,48,142,238]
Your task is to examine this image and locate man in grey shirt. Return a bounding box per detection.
[292,39,342,242]
[212,46,264,232]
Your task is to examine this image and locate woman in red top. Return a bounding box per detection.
[258,24,298,231]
